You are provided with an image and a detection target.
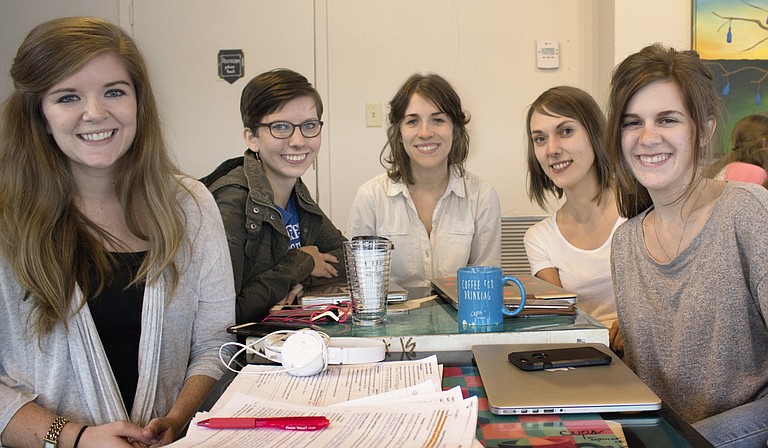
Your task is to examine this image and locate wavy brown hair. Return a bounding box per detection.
[525,86,610,209]
[606,44,722,218]
[0,17,187,334]
[708,113,768,179]
[381,73,470,185]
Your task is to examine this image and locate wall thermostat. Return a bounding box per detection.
[536,40,560,69]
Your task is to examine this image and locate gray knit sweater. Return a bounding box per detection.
[611,182,768,423]
[0,179,235,441]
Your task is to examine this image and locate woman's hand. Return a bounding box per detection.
[141,416,184,447]
[299,245,339,278]
[1,403,155,448]
[137,375,216,447]
[78,421,159,448]
[609,321,623,358]
[281,284,304,306]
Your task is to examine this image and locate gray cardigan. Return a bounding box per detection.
[611,182,768,423]
[0,178,235,440]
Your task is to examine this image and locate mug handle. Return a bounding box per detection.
[500,276,526,317]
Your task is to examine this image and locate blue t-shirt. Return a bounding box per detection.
[276,194,301,249]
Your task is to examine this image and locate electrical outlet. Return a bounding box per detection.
[365,102,382,127]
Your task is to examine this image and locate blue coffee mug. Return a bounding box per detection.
[457,266,526,326]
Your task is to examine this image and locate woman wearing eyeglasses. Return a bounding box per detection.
[203,69,346,324]
[347,73,501,288]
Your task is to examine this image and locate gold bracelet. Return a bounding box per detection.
[42,416,69,448]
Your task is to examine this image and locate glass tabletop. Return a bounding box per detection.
[304,288,606,339]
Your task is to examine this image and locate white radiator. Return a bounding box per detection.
[500,215,548,275]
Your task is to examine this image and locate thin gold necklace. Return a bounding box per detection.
[652,183,706,262]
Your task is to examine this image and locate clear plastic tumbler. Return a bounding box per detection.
[343,236,393,326]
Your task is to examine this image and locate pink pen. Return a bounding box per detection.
[197,416,330,431]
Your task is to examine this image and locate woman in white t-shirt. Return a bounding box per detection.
[523,86,624,339]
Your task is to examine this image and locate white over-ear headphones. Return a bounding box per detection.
[220,329,386,377]
[266,329,329,377]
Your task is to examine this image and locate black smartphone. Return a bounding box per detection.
[507,346,612,371]
[226,321,316,337]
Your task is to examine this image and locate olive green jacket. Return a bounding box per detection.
[203,150,347,323]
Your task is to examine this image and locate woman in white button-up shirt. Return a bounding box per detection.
[347,73,501,288]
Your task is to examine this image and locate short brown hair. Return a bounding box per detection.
[240,68,322,130]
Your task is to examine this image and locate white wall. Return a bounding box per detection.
[0,0,691,233]
[0,0,120,97]
[594,2,692,105]
[613,2,692,64]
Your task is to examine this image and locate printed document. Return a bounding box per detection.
[212,355,441,411]
[169,392,478,448]
[169,355,480,447]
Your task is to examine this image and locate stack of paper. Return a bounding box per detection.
[168,356,479,448]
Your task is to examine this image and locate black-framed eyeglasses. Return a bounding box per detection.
[253,120,324,139]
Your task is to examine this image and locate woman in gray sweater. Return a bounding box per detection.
[606,43,768,448]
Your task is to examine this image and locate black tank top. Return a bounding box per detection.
[87,251,146,414]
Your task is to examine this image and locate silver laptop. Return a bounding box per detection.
[432,274,577,309]
[298,280,409,306]
[472,343,661,415]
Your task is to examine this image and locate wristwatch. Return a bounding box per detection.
[43,416,69,448]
